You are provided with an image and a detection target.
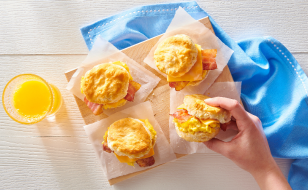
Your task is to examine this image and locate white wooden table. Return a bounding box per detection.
[1,1,307,189]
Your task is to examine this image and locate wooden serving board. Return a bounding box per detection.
[65,17,234,185]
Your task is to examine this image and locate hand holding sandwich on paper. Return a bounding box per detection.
[203,97,291,190]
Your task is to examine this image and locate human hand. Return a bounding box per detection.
[203,97,291,190]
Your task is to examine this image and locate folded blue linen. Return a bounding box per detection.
[80,1,308,189]
[289,159,308,189]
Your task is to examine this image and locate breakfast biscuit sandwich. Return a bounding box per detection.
[81,61,141,115]
[154,34,218,91]
[102,118,157,167]
[170,94,231,142]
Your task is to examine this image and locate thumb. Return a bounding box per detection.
[203,138,230,157]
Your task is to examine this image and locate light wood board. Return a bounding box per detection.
[65,17,235,185]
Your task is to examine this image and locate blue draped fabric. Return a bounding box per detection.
[80,2,308,189]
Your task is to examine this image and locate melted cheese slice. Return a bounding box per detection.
[167,44,203,82]
[112,61,133,81]
[200,119,220,126]
[177,104,186,109]
[114,148,155,164]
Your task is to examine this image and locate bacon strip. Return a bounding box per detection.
[170,109,193,123]
[220,120,233,131]
[124,81,140,102]
[202,49,217,70]
[169,82,176,88]
[102,141,113,153]
[220,123,227,132]
[169,81,189,91]
[84,97,103,115]
[102,134,113,153]
[136,156,155,167]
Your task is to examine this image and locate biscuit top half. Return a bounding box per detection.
[81,63,130,104]
[183,94,231,123]
[154,34,198,78]
[107,118,153,159]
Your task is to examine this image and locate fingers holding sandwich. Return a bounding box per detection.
[203,138,232,156]
[204,97,254,130]
[221,120,239,131]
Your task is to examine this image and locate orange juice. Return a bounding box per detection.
[13,80,52,120]
[3,74,62,124]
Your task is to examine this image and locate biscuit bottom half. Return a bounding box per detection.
[173,117,220,142]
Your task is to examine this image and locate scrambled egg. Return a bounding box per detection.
[80,76,85,94]
[174,117,220,134]
[139,119,157,140]
[103,130,108,142]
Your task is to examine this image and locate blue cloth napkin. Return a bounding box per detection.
[80,1,308,189]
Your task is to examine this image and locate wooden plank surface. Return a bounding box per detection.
[1,1,307,189]
[65,16,235,185]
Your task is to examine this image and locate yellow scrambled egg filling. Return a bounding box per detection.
[139,119,157,139]
[126,162,135,166]
[81,76,85,94]
[103,130,108,142]
[174,117,220,134]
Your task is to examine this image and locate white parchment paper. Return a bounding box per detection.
[66,36,161,115]
[144,7,234,95]
[84,101,177,180]
[169,82,241,154]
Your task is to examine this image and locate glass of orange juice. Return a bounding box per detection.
[2,74,62,124]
